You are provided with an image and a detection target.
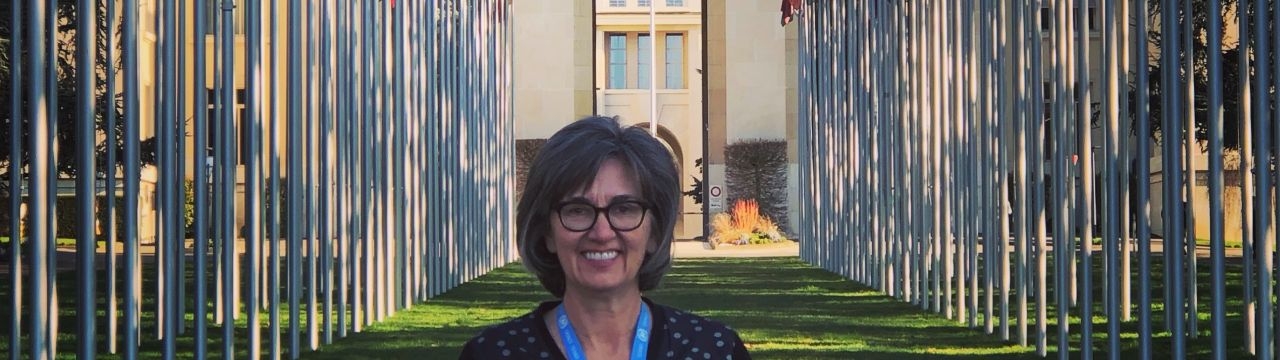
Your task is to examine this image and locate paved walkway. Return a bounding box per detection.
[671,240,800,258]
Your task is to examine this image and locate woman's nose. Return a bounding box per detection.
[587,211,615,239]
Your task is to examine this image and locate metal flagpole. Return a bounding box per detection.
[1024,0,1044,353]
[160,0,177,354]
[953,0,963,316]
[8,0,23,353]
[320,0,333,344]
[1052,0,1070,353]
[952,0,967,323]
[287,0,303,348]
[1117,0,1134,323]
[175,0,188,336]
[28,0,48,355]
[1272,0,1280,351]
[1206,0,1226,354]
[1160,0,1187,351]
[193,0,209,355]
[43,0,58,354]
[982,0,994,333]
[1103,0,1122,352]
[220,0,239,356]
[269,0,282,352]
[334,0,348,336]
[351,0,363,333]
[967,0,980,329]
[246,0,264,354]
[392,0,406,317]
[377,0,387,322]
[1012,0,1030,343]
[1181,0,1198,336]
[122,0,141,353]
[1134,0,1152,352]
[1238,0,1255,352]
[997,0,1012,340]
[936,0,947,315]
[75,0,99,353]
[1075,0,1094,352]
[307,0,320,348]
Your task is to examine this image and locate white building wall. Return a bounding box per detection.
[722,2,788,141]
[513,0,589,139]
[718,2,797,233]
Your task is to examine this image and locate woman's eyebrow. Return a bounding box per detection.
[558,194,640,205]
[608,195,642,203]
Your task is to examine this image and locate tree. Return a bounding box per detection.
[683,158,704,205]
[1133,0,1266,151]
[0,0,158,198]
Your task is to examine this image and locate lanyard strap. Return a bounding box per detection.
[555,302,652,360]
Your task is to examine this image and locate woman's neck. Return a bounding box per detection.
[559,288,646,355]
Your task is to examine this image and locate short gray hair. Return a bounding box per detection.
[517,116,679,298]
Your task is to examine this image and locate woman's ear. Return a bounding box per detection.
[647,236,659,253]
[546,236,558,253]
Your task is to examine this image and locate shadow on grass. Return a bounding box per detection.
[303,258,1041,359]
[0,256,1258,359]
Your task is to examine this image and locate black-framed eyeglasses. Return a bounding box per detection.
[553,200,650,232]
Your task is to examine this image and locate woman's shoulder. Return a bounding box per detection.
[648,301,751,359]
[652,303,739,335]
[459,302,560,360]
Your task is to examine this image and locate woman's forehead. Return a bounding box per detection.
[558,158,642,201]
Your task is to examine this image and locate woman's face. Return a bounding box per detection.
[547,157,656,298]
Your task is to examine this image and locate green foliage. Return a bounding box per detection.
[683,157,704,205]
[1133,0,1263,150]
[0,0,159,193]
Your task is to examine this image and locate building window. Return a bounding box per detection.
[205,88,249,165]
[638,34,652,89]
[1089,8,1098,31]
[639,0,651,7]
[665,34,684,89]
[1041,8,1051,32]
[605,32,685,90]
[608,34,627,89]
[667,0,684,6]
[1039,6,1098,32]
[610,0,626,7]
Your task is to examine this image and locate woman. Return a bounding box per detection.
[461,116,750,359]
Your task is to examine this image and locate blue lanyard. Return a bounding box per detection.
[555,302,651,360]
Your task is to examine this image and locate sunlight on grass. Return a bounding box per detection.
[301,257,1042,359]
[0,256,1256,358]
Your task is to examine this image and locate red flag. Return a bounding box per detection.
[780,0,802,27]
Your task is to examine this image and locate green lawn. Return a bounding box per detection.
[302,258,1038,359]
[0,255,1259,359]
[0,236,82,248]
[1194,238,1244,249]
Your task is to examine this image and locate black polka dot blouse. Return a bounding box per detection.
[460,297,751,360]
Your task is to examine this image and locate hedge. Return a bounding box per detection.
[725,138,789,233]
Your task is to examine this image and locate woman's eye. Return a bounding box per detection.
[614,203,640,215]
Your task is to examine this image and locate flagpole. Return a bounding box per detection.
[649,0,657,135]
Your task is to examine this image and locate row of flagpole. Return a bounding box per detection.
[797,0,1276,357]
[5,0,515,358]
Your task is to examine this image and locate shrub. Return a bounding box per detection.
[725,139,788,233]
[709,199,788,245]
[516,139,548,200]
